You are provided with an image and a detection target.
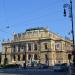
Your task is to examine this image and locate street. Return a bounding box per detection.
[0,69,69,75]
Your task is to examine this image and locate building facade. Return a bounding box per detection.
[1,27,72,66]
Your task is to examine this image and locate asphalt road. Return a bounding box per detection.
[0,72,69,75]
[0,69,69,75]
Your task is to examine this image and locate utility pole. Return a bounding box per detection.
[64,0,75,65]
[70,0,75,51]
[64,0,75,67]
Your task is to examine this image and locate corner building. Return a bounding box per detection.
[2,27,72,66]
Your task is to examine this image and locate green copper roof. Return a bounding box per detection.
[26,27,47,31]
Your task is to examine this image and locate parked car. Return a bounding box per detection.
[53,63,68,72]
[70,64,75,75]
[37,63,49,69]
[3,64,22,69]
[53,64,62,71]
[62,63,69,71]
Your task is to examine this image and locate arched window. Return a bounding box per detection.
[23,54,25,61]
[18,55,20,61]
[34,54,37,60]
[28,54,31,60]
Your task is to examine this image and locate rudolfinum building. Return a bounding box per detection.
[1,27,73,66]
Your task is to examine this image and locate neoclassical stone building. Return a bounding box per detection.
[1,27,72,66]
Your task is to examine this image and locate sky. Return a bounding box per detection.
[0,0,75,50]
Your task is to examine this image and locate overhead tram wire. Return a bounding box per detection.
[0,28,13,36]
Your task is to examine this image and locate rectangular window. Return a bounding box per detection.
[23,54,25,61]
[18,55,20,61]
[23,44,26,52]
[13,45,16,52]
[13,54,16,61]
[18,46,20,52]
[34,44,37,50]
[28,54,31,60]
[44,43,48,49]
[28,43,31,51]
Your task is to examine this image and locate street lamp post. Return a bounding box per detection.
[64,0,75,65]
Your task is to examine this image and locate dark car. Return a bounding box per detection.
[53,63,68,72]
[3,64,22,69]
[53,64,62,71]
[61,63,69,71]
[70,64,75,75]
[37,63,49,69]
